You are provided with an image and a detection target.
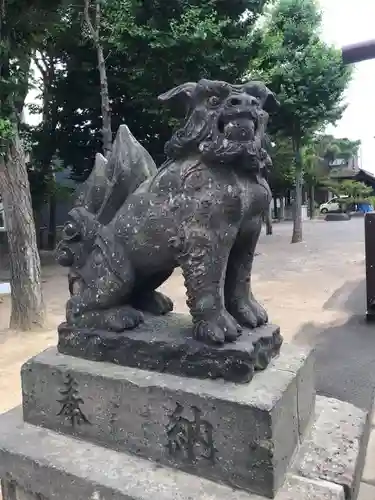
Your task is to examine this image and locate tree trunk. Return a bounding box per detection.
[33,210,42,249]
[83,0,112,158]
[0,129,45,330]
[97,43,112,158]
[273,197,278,219]
[308,184,315,219]
[265,210,273,235]
[47,191,57,250]
[291,142,303,244]
[279,197,285,220]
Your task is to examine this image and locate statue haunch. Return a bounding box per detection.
[57,79,279,344]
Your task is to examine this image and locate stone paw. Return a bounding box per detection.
[228,297,268,329]
[66,295,86,323]
[193,311,242,345]
[106,306,145,331]
[131,290,174,316]
[66,303,144,332]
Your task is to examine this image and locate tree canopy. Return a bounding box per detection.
[27,0,268,180]
[250,0,350,144]
[248,0,352,242]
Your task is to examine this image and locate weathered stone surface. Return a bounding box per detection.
[293,396,370,500]
[361,427,375,483]
[269,343,315,439]
[58,314,283,383]
[325,213,351,221]
[279,476,345,499]
[0,409,345,500]
[21,344,312,498]
[1,480,39,500]
[57,80,278,346]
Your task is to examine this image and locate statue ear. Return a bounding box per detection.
[158,82,197,103]
[263,89,280,113]
[242,81,280,112]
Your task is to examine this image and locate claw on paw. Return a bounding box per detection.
[67,305,144,332]
[228,298,268,329]
[193,311,242,345]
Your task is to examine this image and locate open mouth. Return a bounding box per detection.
[217,114,257,142]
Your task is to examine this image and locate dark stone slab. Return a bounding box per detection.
[57,313,283,383]
[325,213,350,221]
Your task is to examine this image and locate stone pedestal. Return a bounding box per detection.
[0,318,371,500]
[21,343,312,498]
[57,314,283,383]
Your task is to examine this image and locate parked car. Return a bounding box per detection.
[319,196,348,214]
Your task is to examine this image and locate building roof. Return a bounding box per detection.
[355,168,375,185]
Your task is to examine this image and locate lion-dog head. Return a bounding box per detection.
[159,79,279,172]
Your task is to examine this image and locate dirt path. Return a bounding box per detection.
[0,219,366,414]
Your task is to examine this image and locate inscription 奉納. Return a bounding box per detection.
[57,373,90,428]
[165,402,217,464]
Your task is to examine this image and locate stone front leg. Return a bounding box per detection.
[177,223,241,344]
[173,166,244,344]
[225,217,268,328]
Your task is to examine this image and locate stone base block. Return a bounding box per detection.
[0,408,346,500]
[21,345,314,498]
[58,314,283,383]
[293,397,371,500]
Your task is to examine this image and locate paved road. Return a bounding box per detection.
[255,218,375,413]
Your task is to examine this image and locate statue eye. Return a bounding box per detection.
[208,95,221,107]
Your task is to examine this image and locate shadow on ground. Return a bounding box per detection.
[322,278,366,315]
[295,279,375,412]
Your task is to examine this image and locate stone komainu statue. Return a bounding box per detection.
[57,79,279,344]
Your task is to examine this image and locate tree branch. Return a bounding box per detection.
[14,54,31,119]
[33,54,47,79]
[95,0,101,39]
[40,52,49,71]
[83,0,98,43]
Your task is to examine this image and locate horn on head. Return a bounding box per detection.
[158,82,197,103]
